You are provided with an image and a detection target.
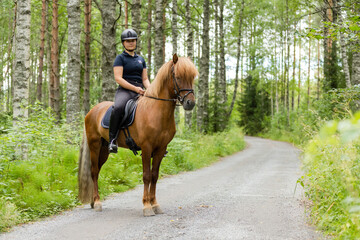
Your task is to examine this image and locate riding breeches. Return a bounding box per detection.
[109,86,139,140]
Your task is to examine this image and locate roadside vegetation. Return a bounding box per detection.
[0,105,245,232]
[255,88,360,238]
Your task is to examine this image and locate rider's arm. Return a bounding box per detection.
[142,68,151,89]
[114,66,144,94]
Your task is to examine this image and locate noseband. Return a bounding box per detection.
[145,64,194,105]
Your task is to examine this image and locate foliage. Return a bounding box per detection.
[263,86,360,145]
[237,75,271,135]
[0,105,245,232]
[302,112,360,238]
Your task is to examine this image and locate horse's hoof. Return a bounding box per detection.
[90,202,94,209]
[143,207,156,217]
[94,202,102,212]
[152,204,164,214]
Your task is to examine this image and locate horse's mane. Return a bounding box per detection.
[141,57,198,102]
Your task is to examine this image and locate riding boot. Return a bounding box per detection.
[108,110,120,153]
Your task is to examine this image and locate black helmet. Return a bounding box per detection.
[121,29,138,41]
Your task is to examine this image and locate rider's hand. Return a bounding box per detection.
[135,87,145,95]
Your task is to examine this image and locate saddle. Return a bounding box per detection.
[101,99,141,155]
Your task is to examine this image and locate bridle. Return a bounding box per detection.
[145,64,194,105]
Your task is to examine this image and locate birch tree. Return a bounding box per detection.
[13,0,30,123]
[66,0,81,123]
[197,0,210,132]
[218,0,227,131]
[154,0,164,74]
[185,0,194,129]
[95,0,117,101]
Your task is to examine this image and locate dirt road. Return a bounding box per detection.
[1,137,322,240]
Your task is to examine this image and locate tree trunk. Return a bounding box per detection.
[218,0,227,131]
[338,7,351,88]
[37,0,47,103]
[66,0,81,124]
[124,0,128,29]
[13,0,30,123]
[154,0,164,74]
[351,5,360,86]
[101,0,117,101]
[298,20,301,109]
[228,0,244,118]
[131,0,141,54]
[147,0,152,80]
[307,11,311,108]
[286,0,290,126]
[292,25,296,110]
[196,0,210,132]
[213,0,220,131]
[50,0,61,121]
[172,0,180,125]
[185,0,194,129]
[84,0,91,114]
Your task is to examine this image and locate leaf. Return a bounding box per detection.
[349,23,360,32]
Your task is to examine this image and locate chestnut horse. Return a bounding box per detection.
[78,54,198,216]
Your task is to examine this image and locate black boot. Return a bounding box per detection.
[108,109,119,154]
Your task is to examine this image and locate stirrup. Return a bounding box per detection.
[108,139,118,153]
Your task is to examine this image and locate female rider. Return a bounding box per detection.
[109,29,151,153]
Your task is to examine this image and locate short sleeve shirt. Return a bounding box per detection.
[113,51,147,87]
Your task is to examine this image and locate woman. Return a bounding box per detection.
[109,29,151,153]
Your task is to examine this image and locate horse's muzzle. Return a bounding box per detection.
[183,99,195,111]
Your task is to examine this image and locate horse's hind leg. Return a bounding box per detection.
[88,138,103,211]
[150,148,166,214]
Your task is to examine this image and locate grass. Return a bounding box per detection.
[301,114,360,238]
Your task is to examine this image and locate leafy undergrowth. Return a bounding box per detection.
[301,112,360,238]
[0,106,245,232]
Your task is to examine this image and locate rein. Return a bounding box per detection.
[144,65,194,105]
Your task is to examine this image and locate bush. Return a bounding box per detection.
[302,112,360,238]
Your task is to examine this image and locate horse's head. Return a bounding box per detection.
[171,54,198,111]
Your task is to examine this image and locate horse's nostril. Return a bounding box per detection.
[186,99,191,105]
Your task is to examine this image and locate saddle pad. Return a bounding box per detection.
[101,105,113,129]
[101,100,138,129]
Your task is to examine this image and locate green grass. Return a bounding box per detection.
[301,113,360,238]
[0,106,245,232]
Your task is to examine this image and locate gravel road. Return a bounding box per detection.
[1,136,323,240]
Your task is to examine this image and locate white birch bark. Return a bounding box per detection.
[13,0,31,123]
[154,0,164,74]
[196,0,210,132]
[66,0,81,123]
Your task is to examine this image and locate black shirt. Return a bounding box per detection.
[113,51,147,87]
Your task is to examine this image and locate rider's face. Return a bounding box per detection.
[123,39,136,51]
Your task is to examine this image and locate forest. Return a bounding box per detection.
[0,0,360,237]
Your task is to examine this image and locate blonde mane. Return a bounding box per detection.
[140,57,198,105]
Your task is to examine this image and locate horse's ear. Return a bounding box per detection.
[173,53,178,64]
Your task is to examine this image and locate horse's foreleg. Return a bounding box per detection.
[142,148,155,217]
[89,139,102,211]
[150,148,166,214]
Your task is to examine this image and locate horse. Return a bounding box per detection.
[78,54,198,216]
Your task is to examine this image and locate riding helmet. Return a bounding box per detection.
[121,29,138,41]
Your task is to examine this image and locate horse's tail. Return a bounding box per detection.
[78,126,93,203]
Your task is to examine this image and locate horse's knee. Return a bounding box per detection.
[143,172,151,184]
